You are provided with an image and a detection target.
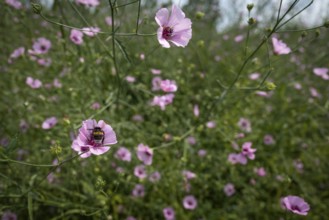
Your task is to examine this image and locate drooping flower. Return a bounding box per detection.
[136,143,153,165]
[70,29,84,45]
[183,195,197,210]
[272,37,291,55]
[160,79,178,92]
[71,119,117,158]
[32,37,52,54]
[163,207,175,220]
[241,142,256,160]
[155,5,192,48]
[132,184,145,197]
[115,147,131,162]
[281,195,310,216]
[134,165,147,179]
[42,117,58,130]
[224,183,235,197]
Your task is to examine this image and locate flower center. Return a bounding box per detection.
[162,27,173,39]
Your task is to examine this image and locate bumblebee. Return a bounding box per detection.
[92,127,104,144]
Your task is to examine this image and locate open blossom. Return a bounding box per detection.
[134,165,147,179]
[70,29,84,45]
[42,117,58,129]
[263,134,275,145]
[224,183,235,197]
[163,207,175,220]
[241,142,256,160]
[155,5,192,48]
[281,195,310,216]
[237,118,252,133]
[32,37,52,54]
[313,67,329,80]
[136,143,153,165]
[115,147,131,162]
[132,184,145,197]
[26,76,42,89]
[71,119,117,158]
[160,79,177,92]
[149,171,161,183]
[151,94,175,110]
[183,195,197,210]
[272,37,291,55]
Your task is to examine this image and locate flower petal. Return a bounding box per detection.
[157,27,170,48]
[98,120,118,145]
[173,18,192,32]
[168,5,185,27]
[90,146,110,155]
[170,29,192,47]
[155,8,169,26]
[80,151,92,158]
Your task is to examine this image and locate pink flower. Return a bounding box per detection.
[241,142,256,160]
[149,171,161,183]
[281,195,310,216]
[8,47,25,63]
[26,76,42,89]
[309,87,320,98]
[206,121,216,128]
[32,37,52,54]
[198,149,207,157]
[136,143,153,165]
[42,117,58,129]
[155,5,192,48]
[182,170,197,180]
[75,0,99,7]
[249,72,260,80]
[313,67,329,80]
[228,153,247,165]
[163,207,175,220]
[224,183,235,197]
[294,83,302,90]
[71,119,117,158]
[115,147,131,162]
[132,114,144,122]
[237,118,252,133]
[125,76,136,83]
[91,102,101,110]
[37,58,52,67]
[160,79,178,92]
[151,94,175,110]
[82,27,100,37]
[5,0,22,9]
[152,77,162,91]
[193,104,199,117]
[70,29,84,45]
[254,167,266,176]
[183,195,197,210]
[234,34,244,42]
[132,184,145,197]
[263,134,275,145]
[134,165,147,179]
[272,37,291,55]
[1,211,17,220]
[186,136,196,145]
[151,68,162,75]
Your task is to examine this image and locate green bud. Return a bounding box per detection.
[95,176,106,190]
[197,40,205,48]
[50,144,62,155]
[248,17,256,25]
[31,3,42,14]
[324,21,329,28]
[301,31,307,38]
[247,3,254,11]
[265,82,276,91]
[63,118,71,126]
[195,11,205,20]
[173,136,181,142]
[197,125,204,132]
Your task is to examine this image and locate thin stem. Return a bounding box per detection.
[115,0,139,8]
[277,0,283,23]
[276,25,324,33]
[135,0,141,34]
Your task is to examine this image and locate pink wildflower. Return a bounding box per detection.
[151,68,162,75]
[224,183,235,197]
[132,184,145,197]
[249,72,260,80]
[37,58,52,67]
[237,118,252,133]
[186,136,196,145]
[70,29,84,45]
[183,195,197,210]
[241,142,256,160]
[82,27,100,37]
[91,102,101,110]
[182,170,197,180]
[163,207,175,220]
[160,79,177,92]
[76,0,99,7]
[32,37,52,54]
[1,211,17,220]
[8,47,25,63]
[281,195,310,216]
[206,121,216,128]
[155,5,192,48]
[115,147,131,162]
[125,76,136,83]
[263,134,275,145]
[136,143,153,165]
[254,167,266,176]
[151,94,175,110]
[152,77,162,91]
[198,149,207,157]
[272,37,291,55]
[234,34,244,42]
[26,76,42,89]
[149,171,161,183]
[193,104,199,117]
[134,165,147,179]
[5,0,22,9]
[42,117,58,130]
[313,67,329,80]
[71,119,117,158]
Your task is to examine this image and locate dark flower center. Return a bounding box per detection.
[162,27,173,39]
[40,45,46,51]
[291,205,301,212]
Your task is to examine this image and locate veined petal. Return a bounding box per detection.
[155,8,169,26]
[80,151,92,158]
[168,5,185,27]
[90,146,110,155]
[173,18,192,32]
[170,29,192,47]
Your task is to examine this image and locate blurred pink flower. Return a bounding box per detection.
[152,76,162,91]
[32,37,52,54]
[1,211,17,220]
[151,94,175,110]
[237,118,252,133]
[132,114,144,122]
[155,5,192,48]
[126,217,136,220]
[115,147,131,162]
[249,72,260,80]
[183,195,197,210]
[136,143,153,165]
[163,207,175,220]
[76,0,99,7]
[160,79,177,92]
[281,195,310,216]
[132,184,145,197]
[309,87,320,98]
[42,117,58,130]
[140,53,145,60]
[37,58,52,67]
[224,183,235,197]
[183,170,197,180]
[206,121,216,128]
[149,171,161,183]
[82,27,100,37]
[5,0,22,9]
[294,82,302,90]
[70,29,84,45]
[26,76,42,89]
[228,153,247,165]
[151,68,162,75]
[198,149,207,157]
[241,142,256,160]
[234,34,244,42]
[125,76,136,83]
[293,160,304,173]
[313,67,329,80]
[186,136,196,145]
[263,134,275,145]
[8,47,24,63]
[19,119,29,133]
[134,165,147,179]
[254,167,266,176]
[71,119,117,158]
[272,37,291,55]
[91,102,101,110]
[193,104,200,117]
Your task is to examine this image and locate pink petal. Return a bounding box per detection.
[155,8,169,26]
[90,146,110,155]
[173,18,192,32]
[157,27,170,48]
[170,29,192,47]
[80,151,92,158]
[168,5,185,27]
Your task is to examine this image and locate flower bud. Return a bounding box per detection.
[265,82,276,91]
[31,3,42,14]
[50,144,62,155]
[247,3,254,11]
[195,11,205,20]
[248,17,256,25]
[197,40,205,48]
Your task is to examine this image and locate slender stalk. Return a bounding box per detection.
[135,0,141,34]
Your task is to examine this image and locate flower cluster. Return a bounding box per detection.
[228,142,257,165]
